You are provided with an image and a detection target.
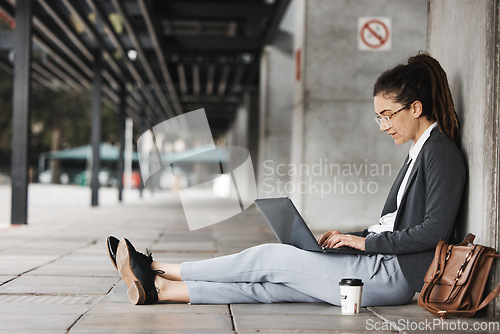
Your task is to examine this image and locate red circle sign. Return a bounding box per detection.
[360,19,389,49]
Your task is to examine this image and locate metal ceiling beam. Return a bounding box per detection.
[231,65,245,93]
[60,0,123,85]
[60,0,148,124]
[55,1,144,118]
[32,16,93,80]
[31,19,93,91]
[101,96,117,112]
[102,85,120,105]
[0,53,67,91]
[155,1,275,18]
[37,0,94,62]
[138,0,183,116]
[32,62,70,91]
[110,0,174,119]
[192,64,200,95]
[0,54,12,74]
[125,94,141,115]
[30,70,56,91]
[101,71,142,117]
[164,36,262,52]
[177,63,188,94]
[86,0,164,122]
[40,56,83,91]
[180,95,240,104]
[1,0,290,136]
[125,95,147,128]
[241,0,290,94]
[1,0,161,127]
[218,65,230,96]
[0,0,13,18]
[206,64,215,95]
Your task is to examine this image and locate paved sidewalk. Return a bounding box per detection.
[0,184,499,333]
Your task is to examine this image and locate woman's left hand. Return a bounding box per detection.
[323,233,366,251]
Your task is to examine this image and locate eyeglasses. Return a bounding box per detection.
[374,105,409,128]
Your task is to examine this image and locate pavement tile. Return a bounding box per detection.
[71,313,234,331]
[26,254,117,277]
[0,301,93,314]
[0,237,25,250]
[90,302,230,315]
[0,239,94,256]
[73,240,116,256]
[0,275,16,285]
[70,329,234,334]
[0,254,58,275]
[97,281,229,315]
[369,302,500,333]
[1,186,499,334]
[233,313,382,332]
[237,331,395,334]
[231,302,341,315]
[0,313,81,332]
[367,298,425,315]
[0,294,101,304]
[0,227,56,238]
[0,274,119,295]
[0,331,66,334]
[161,228,214,237]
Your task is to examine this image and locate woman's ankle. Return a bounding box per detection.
[151,261,183,281]
[154,276,190,303]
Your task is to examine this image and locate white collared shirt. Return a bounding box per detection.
[368,122,438,234]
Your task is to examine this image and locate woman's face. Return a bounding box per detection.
[374,94,420,145]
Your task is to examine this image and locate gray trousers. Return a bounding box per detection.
[181,243,414,305]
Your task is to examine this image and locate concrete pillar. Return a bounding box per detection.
[11,0,33,225]
[226,88,259,201]
[117,84,126,202]
[232,91,250,149]
[90,51,102,207]
[258,45,294,197]
[427,0,499,317]
[257,1,295,197]
[291,0,428,231]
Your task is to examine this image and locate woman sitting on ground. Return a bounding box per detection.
[107,52,466,306]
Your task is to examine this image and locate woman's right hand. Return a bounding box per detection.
[317,230,342,247]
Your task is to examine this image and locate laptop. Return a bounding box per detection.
[254,197,367,255]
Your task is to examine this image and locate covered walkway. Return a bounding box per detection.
[0,185,498,332]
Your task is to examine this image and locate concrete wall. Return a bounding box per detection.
[427,0,499,317]
[428,0,499,247]
[291,0,428,231]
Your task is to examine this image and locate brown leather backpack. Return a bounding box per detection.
[418,233,500,318]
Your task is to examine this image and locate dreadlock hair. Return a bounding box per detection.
[373,52,459,144]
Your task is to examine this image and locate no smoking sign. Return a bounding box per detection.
[358,17,391,51]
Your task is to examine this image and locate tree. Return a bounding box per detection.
[0,72,120,179]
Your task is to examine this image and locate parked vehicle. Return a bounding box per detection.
[38,168,117,187]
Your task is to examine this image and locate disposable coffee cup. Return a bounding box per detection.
[339,278,363,315]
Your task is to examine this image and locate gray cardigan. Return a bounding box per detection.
[351,127,466,292]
